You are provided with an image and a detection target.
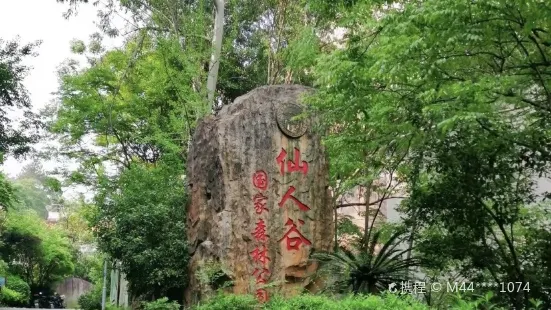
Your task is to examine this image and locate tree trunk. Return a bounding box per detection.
[206,0,225,108]
[405,212,418,279]
[101,259,108,310]
[334,193,339,252]
[363,183,372,248]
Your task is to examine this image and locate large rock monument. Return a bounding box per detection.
[185,85,334,304]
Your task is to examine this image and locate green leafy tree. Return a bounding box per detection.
[4,275,31,307]
[0,210,43,285]
[58,0,330,108]
[47,30,193,301]
[0,38,41,210]
[305,0,551,308]
[42,14,200,301]
[73,253,102,283]
[0,209,74,291]
[0,174,16,210]
[48,34,199,177]
[0,38,41,158]
[11,162,63,219]
[62,199,95,244]
[89,164,188,300]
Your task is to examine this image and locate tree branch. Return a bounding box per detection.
[335,195,407,209]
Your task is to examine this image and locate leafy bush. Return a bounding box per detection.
[78,286,102,310]
[106,303,129,310]
[5,275,30,306]
[193,293,431,310]
[91,164,188,299]
[0,209,75,288]
[192,292,533,310]
[0,287,25,307]
[142,297,180,310]
[193,294,257,310]
[0,259,8,273]
[74,253,103,283]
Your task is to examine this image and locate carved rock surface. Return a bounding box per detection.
[185,85,333,304]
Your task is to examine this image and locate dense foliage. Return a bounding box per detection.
[142,297,180,310]
[304,0,551,308]
[0,209,74,290]
[5,275,31,306]
[191,292,527,310]
[0,37,41,210]
[0,38,41,158]
[45,27,194,300]
[1,0,551,308]
[77,286,103,310]
[0,287,26,307]
[90,164,188,300]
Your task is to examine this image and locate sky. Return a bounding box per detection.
[0,0,123,178]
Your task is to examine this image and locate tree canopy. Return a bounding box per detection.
[305,0,551,308]
[1,0,551,308]
[0,38,42,210]
[0,38,41,158]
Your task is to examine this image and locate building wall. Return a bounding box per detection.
[335,173,404,240]
[109,262,129,308]
[118,273,129,307]
[336,186,388,229]
[55,277,93,308]
[336,175,551,232]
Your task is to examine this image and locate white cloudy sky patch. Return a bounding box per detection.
[0,0,122,178]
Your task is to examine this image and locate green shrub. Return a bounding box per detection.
[0,287,25,307]
[192,292,527,310]
[78,286,102,310]
[192,293,453,310]
[193,294,257,310]
[0,259,8,274]
[106,303,129,310]
[5,275,30,306]
[269,293,429,310]
[142,297,180,310]
[78,291,129,310]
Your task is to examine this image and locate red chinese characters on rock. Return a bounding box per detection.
[252,170,268,190]
[278,186,310,211]
[275,147,312,255]
[255,289,269,303]
[252,219,268,242]
[278,218,312,251]
[250,245,270,264]
[251,170,271,303]
[249,242,271,302]
[253,193,268,215]
[276,147,308,175]
[253,267,271,284]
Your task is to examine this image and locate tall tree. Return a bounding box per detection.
[207,0,225,106]
[0,38,41,210]
[0,38,41,158]
[0,209,75,291]
[46,32,193,301]
[305,0,551,308]
[11,162,62,219]
[89,163,187,301]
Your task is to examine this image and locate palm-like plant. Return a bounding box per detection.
[312,229,422,295]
